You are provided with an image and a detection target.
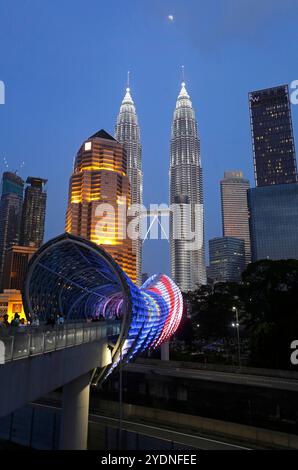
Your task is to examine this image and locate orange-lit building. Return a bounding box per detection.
[65,129,136,283]
[0,289,26,323]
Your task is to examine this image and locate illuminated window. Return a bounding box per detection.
[84,142,92,151]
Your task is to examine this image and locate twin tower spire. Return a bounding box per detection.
[115,71,206,291]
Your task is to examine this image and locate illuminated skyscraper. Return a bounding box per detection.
[0,172,24,289]
[65,129,136,283]
[115,78,143,286]
[170,78,206,291]
[20,177,47,248]
[220,171,251,265]
[249,85,297,187]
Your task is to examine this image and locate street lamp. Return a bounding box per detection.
[232,306,241,369]
[119,345,123,449]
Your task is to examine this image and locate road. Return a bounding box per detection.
[89,413,250,450]
[125,362,298,392]
[32,402,250,450]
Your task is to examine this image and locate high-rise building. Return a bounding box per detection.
[249,85,297,187]
[170,79,206,291]
[2,245,36,290]
[220,171,251,265]
[65,129,136,283]
[248,183,298,262]
[115,80,143,286]
[208,237,245,284]
[20,177,47,248]
[0,172,24,289]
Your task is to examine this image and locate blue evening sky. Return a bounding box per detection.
[1,0,298,276]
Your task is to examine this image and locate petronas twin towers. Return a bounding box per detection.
[115,83,143,286]
[115,75,206,291]
[169,81,206,290]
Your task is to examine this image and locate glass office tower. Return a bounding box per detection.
[0,172,24,289]
[248,183,298,261]
[208,237,245,284]
[249,85,297,187]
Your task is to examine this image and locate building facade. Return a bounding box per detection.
[248,183,298,262]
[208,237,245,284]
[115,83,143,286]
[249,85,297,187]
[20,177,47,248]
[0,289,26,323]
[65,129,136,283]
[220,171,251,265]
[2,245,36,290]
[170,80,206,292]
[0,172,24,289]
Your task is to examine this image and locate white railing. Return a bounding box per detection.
[0,321,120,364]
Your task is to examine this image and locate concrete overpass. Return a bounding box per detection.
[0,321,119,448]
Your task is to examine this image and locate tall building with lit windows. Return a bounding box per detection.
[115,80,143,286]
[0,172,24,290]
[170,79,206,292]
[220,171,251,265]
[249,85,297,187]
[65,129,136,283]
[20,177,47,248]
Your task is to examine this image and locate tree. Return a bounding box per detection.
[241,259,298,369]
[187,282,241,339]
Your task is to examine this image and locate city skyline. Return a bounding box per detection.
[2,77,298,276]
[1,1,298,276]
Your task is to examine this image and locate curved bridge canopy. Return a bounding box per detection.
[23,233,183,380]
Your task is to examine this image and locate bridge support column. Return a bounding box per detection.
[161,341,169,361]
[59,371,92,450]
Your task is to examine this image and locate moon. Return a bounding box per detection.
[168,14,174,22]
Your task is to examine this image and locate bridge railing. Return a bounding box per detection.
[0,321,120,364]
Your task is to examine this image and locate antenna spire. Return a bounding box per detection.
[181,65,185,85]
[126,70,130,91]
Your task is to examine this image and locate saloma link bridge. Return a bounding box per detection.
[0,233,183,449]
